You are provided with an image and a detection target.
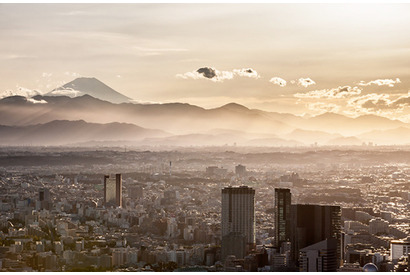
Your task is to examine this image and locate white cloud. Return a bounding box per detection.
[48,88,83,97]
[348,92,410,111]
[294,86,362,99]
[297,77,316,88]
[0,87,47,103]
[177,67,261,82]
[269,77,287,87]
[358,78,401,87]
[233,68,260,79]
[42,72,53,78]
[1,87,43,99]
[176,67,234,82]
[27,98,47,104]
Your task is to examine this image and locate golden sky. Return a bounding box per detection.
[1,4,409,121]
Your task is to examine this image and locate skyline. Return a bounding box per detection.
[0,3,410,122]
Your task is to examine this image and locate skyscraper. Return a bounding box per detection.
[39,187,50,202]
[221,186,255,260]
[235,164,246,178]
[104,174,122,207]
[299,238,338,272]
[290,204,341,267]
[274,188,291,248]
[39,187,51,210]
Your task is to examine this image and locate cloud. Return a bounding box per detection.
[1,87,43,99]
[358,78,401,87]
[0,87,47,104]
[197,67,217,79]
[308,102,341,114]
[42,72,53,78]
[176,67,233,82]
[393,94,410,107]
[294,86,362,99]
[27,98,47,104]
[349,92,410,111]
[298,78,316,87]
[269,77,287,87]
[177,67,261,82]
[233,68,260,79]
[48,88,83,97]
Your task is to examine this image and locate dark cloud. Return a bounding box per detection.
[394,96,410,107]
[362,99,390,110]
[360,95,410,111]
[196,67,217,79]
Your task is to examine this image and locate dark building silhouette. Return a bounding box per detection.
[221,186,255,261]
[274,188,291,248]
[38,187,51,210]
[104,174,122,207]
[222,232,247,260]
[299,238,338,272]
[290,204,341,268]
[39,188,50,202]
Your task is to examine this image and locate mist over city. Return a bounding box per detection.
[0,3,409,272]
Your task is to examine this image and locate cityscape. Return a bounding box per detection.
[0,3,409,272]
[0,147,409,271]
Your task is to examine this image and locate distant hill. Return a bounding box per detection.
[0,120,169,146]
[46,77,131,103]
[300,112,406,135]
[359,127,410,145]
[0,88,409,145]
[0,95,294,135]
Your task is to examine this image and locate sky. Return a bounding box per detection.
[1,3,410,121]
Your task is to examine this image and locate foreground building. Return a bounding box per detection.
[221,186,255,260]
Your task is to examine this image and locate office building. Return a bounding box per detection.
[221,186,255,260]
[299,238,338,272]
[391,237,410,262]
[39,188,51,210]
[235,164,247,177]
[290,204,341,267]
[274,188,291,247]
[104,174,122,207]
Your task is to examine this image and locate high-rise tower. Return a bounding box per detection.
[274,188,291,248]
[221,186,255,260]
[104,174,122,207]
[290,204,341,267]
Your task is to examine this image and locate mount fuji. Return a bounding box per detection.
[46,77,131,103]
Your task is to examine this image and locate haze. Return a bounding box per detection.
[1,4,410,122]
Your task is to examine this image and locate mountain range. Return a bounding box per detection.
[1,77,409,146]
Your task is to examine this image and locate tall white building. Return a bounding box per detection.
[221,186,255,260]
